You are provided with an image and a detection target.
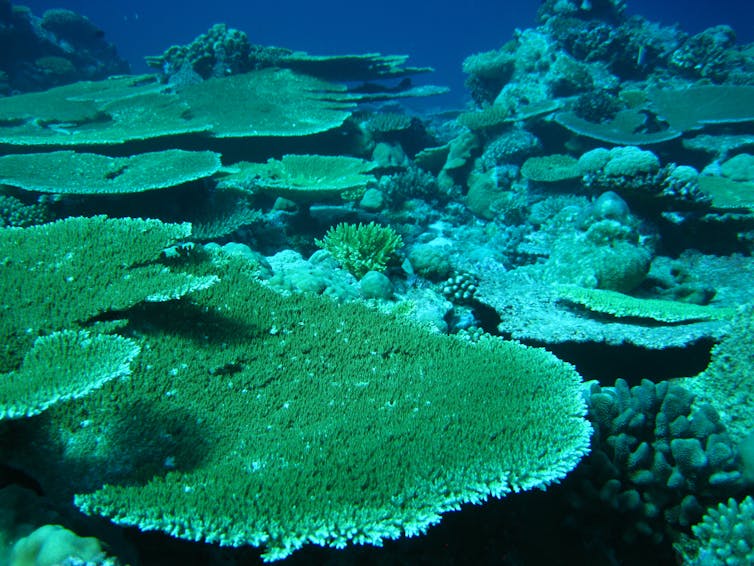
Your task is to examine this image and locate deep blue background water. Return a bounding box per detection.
[20,0,754,105]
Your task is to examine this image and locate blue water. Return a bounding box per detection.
[21,0,754,106]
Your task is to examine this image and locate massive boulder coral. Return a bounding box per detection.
[8,524,109,566]
[579,146,711,212]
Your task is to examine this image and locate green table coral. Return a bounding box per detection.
[0,330,138,420]
[0,215,216,370]
[218,154,376,203]
[0,69,353,147]
[0,150,221,194]
[52,251,594,561]
[556,286,735,323]
[684,303,754,442]
[0,215,219,420]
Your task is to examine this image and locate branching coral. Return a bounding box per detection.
[315,221,403,278]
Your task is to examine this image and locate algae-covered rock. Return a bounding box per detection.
[9,524,107,566]
[408,242,454,281]
[359,270,394,300]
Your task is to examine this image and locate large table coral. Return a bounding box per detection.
[2,249,594,561]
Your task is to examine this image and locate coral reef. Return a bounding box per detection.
[2,2,754,564]
[3,250,591,561]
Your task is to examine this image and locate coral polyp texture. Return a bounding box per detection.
[0,70,353,146]
[0,150,222,194]
[218,154,377,202]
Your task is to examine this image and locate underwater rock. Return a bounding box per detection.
[0,3,128,94]
[359,270,394,300]
[9,524,108,566]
